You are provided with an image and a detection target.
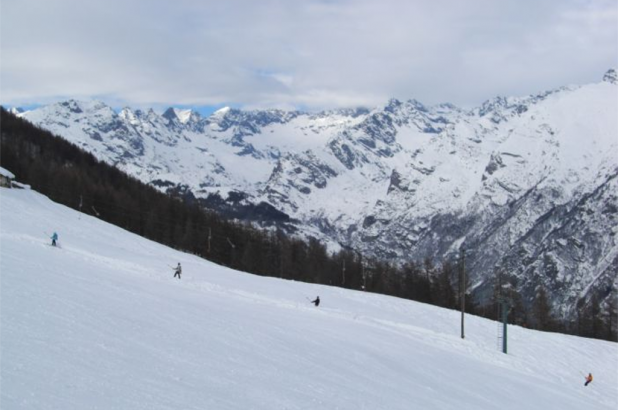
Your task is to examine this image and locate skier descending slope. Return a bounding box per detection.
[50,232,58,247]
[172,263,182,280]
[310,296,320,307]
[585,373,593,387]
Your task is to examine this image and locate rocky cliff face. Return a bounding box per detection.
[16,69,618,320]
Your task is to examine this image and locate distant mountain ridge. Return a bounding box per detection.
[13,69,618,321]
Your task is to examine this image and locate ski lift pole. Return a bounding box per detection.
[500,298,510,354]
[460,246,466,340]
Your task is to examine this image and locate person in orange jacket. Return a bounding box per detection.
[584,373,593,386]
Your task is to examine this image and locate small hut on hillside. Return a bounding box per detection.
[0,167,15,188]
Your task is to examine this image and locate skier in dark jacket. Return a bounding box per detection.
[173,263,182,279]
[311,296,320,307]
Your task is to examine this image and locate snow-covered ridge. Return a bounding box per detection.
[13,69,618,321]
[1,187,616,409]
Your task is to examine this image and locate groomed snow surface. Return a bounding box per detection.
[1,188,616,410]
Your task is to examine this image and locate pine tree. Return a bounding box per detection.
[606,293,618,342]
[437,261,456,309]
[590,294,603,339]
[533,286,553,331]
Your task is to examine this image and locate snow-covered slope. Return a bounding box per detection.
[15,69,618,322]
[1,187,616,409]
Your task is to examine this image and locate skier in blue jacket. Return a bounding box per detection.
[51,232,58,247]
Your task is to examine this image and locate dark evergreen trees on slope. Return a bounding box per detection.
[401,261,431,303]
[606,294,618,342]
[532,286,555,331]
[436,261,457,309]
[576,294,604,339]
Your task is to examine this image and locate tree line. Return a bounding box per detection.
[1,108,615,342]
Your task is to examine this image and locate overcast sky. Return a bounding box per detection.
[1,0,617,112]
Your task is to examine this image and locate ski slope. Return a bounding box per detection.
[1,187,616,409]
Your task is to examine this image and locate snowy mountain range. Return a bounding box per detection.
[12,68,618,321]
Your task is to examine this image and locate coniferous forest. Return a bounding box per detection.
[1,108,616,342]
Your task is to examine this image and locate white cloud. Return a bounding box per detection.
[1,0,616,110]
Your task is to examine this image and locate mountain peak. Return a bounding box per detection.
[58,99,85,114]
[162,107,178,122]
[119,107,138,123]
[162,107,200,126]
[9,107,26,116]
[173,108,193,124]
[385,98,403,113]
[214,106,231,115]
